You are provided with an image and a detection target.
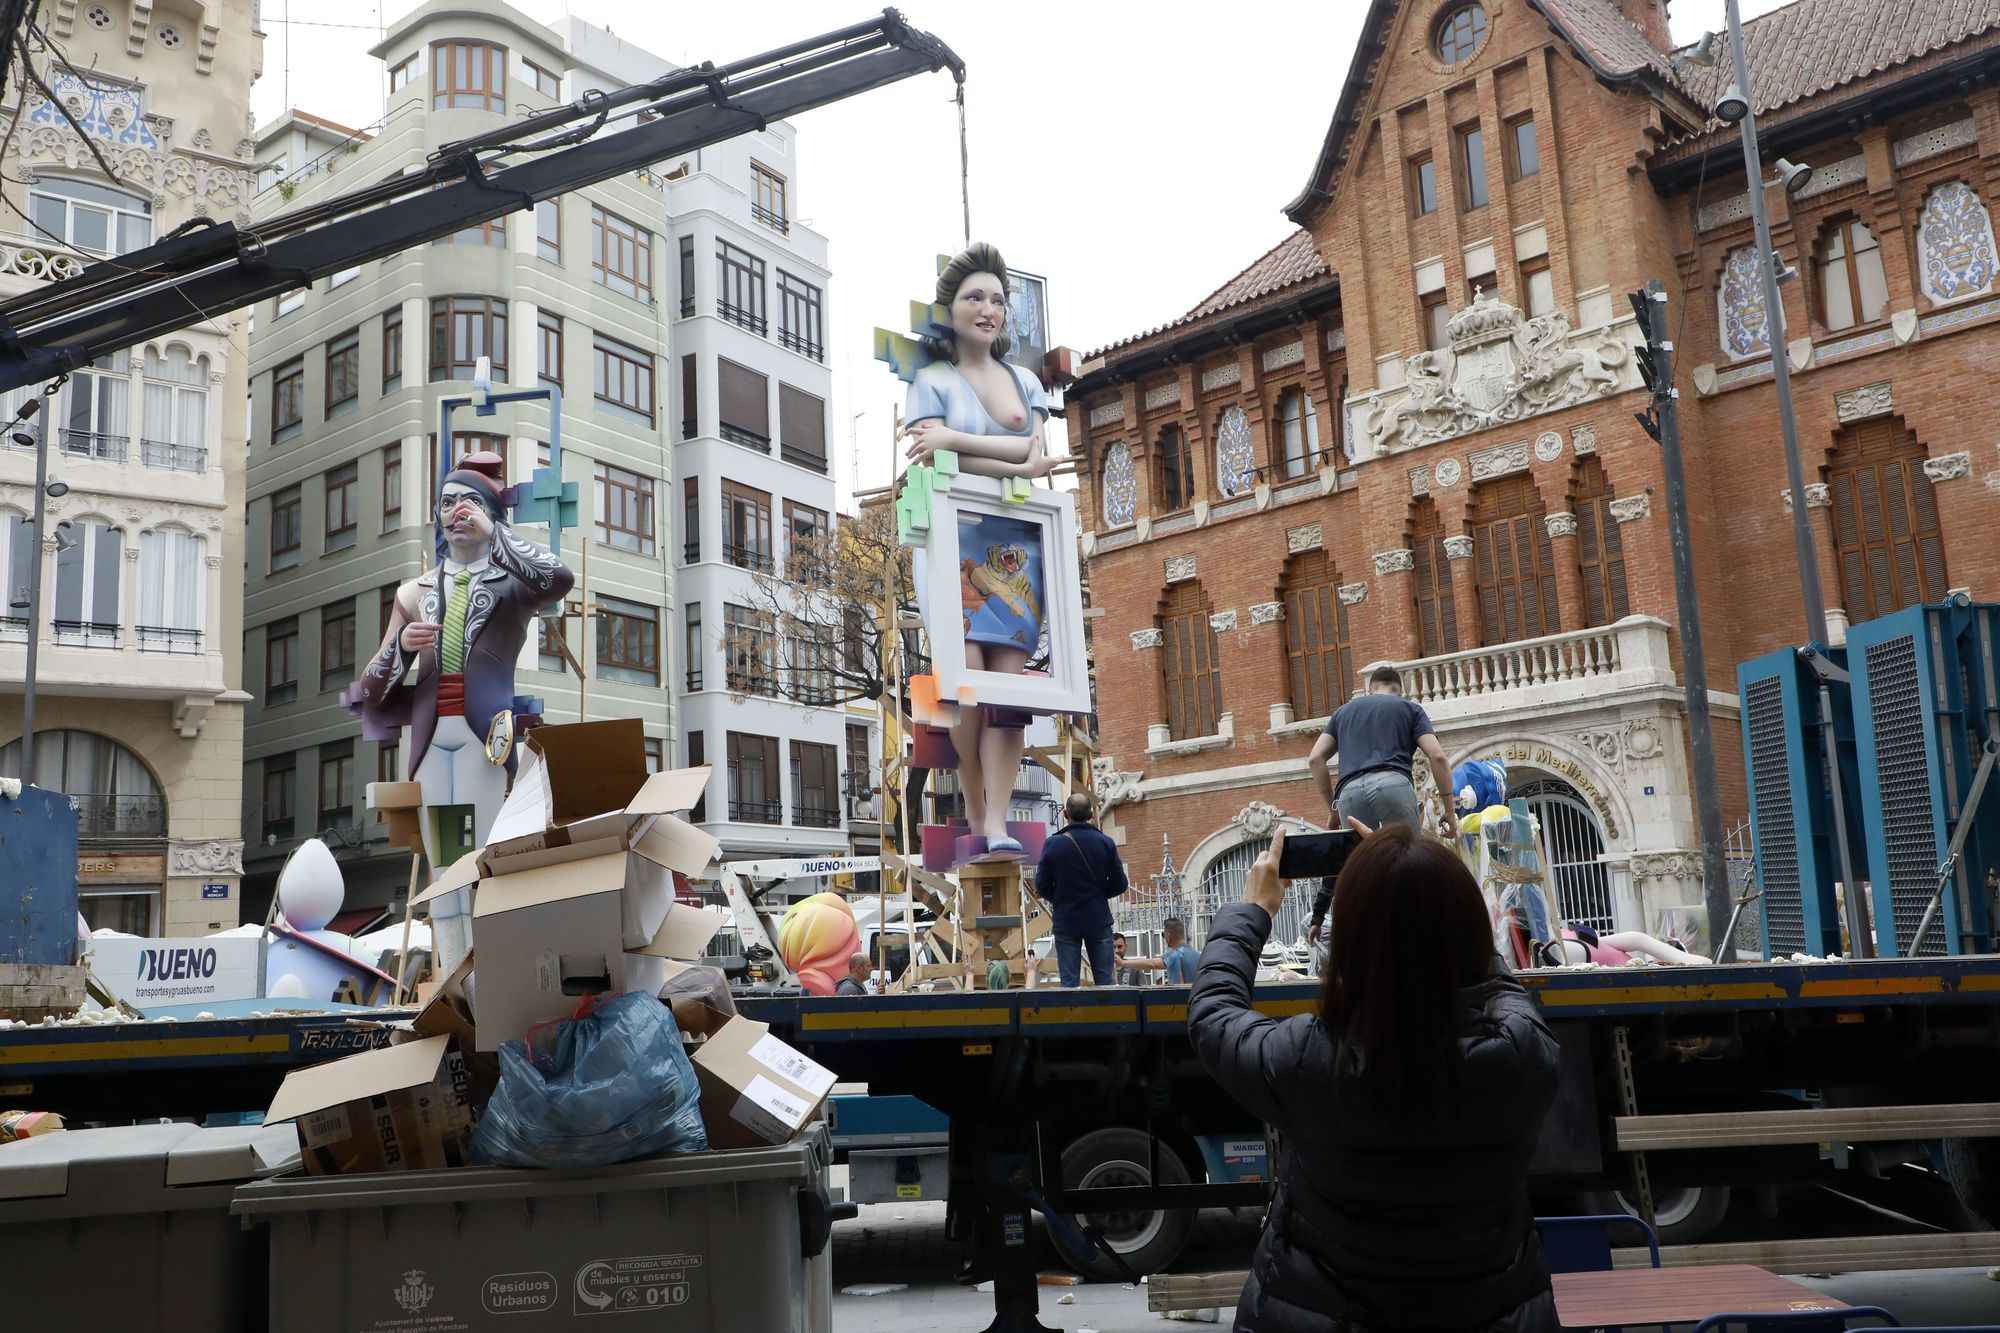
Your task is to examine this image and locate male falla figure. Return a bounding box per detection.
[349,451,574,973]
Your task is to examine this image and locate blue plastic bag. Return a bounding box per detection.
[471,990,708,1168]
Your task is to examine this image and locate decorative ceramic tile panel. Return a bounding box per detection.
[1210,497,1256,522]
[1101,442,1136,528]
[1153,514,1197,537]
[29,71,159,147]
[1918,293,2000,335]
[1893,117,1976,167]
[1720,245,1771,359]
[1144,381,1182,411]
[1795,154,1866,199]
[1089,401,1125,428]
[1262,340,1305,372]
[1214,406,1255,497]
[1274,481,1319,504]
[1697,192,1750,232]
[1915,181,1998,304]
[1201,361,1241,392]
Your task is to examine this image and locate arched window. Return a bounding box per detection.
[1816,216,1888,331]
[61,350,130,461]
[0,729,164,839]
[1276,389,1319,480]
[1408,496,1459,657]
[1159,581,1223,740]
[1214,406,1255,497]
[137,528,205,652]
[1718,245,1770,360]
[53,519,122,645]
[26,176,151,255]
[1470,475,1560,646]
[1915,179,1998,305]
[1571,458,1631,628]
[1155,424,1194,513]
[1281,550,1353,720]
[141,346,210,472]
[1100,442,1137,527]
[1826,417,1948,620]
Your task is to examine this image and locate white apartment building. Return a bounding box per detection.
[0,1,262,936]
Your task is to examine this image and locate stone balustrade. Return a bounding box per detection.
[1364,615,1678,723]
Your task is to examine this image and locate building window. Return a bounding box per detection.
[537,310,563,388]
[324,461,358,552]
[678,235,695,318]
[785,498,829,563]
[318,741,354,829]
[388,54,417,93]
[1827,417,1949,620]
[591,334,654,423]
[429,296,507,381]
[382,443,402,528]
[1421,289,1451,350]
[1817,216,1889,332]
[1409,497,1460,658]
[1433,2,1488,65]
[595,595,660,686]
[1521,255,1554,318]
[524,57,560,98]
[27,176,150,256]
[1159,582,1223,740]
[682,476,700,564]
[727,732,780,823]
[687,731,708,822]
[724,603,777,695]
[684,600,703,690]
[1457,123,1488,210]
[382,308,404,393]
[846,724,872,802]
[1571,458,1631,629]
[680,354,699,440]
[272,356,304,439]
[325,328,360,414]
[277,290,305,317]
[262,755,295,842]
[135,528,203,652]
[777,271,824,361]
[594,462,656,555]
[266,617,299,705]
[1411,156,1438,216]
[591,205,653,301]
[1509,115,1539,179]
[58,352,128,463]
[1275,389,1320,480]
[717,241,767,333]
[1471,474,1560,646]
[752,161,789,233]
[537,608,568,673]
[378,740,401,783]
[438,214,505,248]
[1280,550,1354,721]
[718,358,770,449]
[379,583,400,639]
[721,479,773,572]
[431,39,505,113]
[426,432,509,502]
[139,346,208,472]
[535,198,561,263]
[792,741,839,827]
[779,384,827,472]
[791,634,838,704]
[270,485,302,571]
[320,602,356,690]
[1155,423,1194,513]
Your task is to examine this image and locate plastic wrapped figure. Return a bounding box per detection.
[899,243,1056,856]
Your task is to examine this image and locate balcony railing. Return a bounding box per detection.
[729,797,781,824]
[137,625,204,654]
[53,619,120,648]
[781,442,829,473]
[0,615,25,641]
[72,793,167,839]
[685,668,703,691]
[778,328,823,362]
[794,803,840,828]
[60,430,127,463]
[718,302,768,335]
[751,202,790,234]
[0,239,85,284]
[719,423,771,452]
[723,542,774,574]
[726,668,778,697]
[679,295,695,318]
[1367,616,1675,721]
[140,439,207,473]
[682,539,701,564]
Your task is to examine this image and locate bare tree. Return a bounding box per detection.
[737,501,909,707]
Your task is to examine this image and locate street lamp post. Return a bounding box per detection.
[13,396,52,783]
[1721,0,1870,954]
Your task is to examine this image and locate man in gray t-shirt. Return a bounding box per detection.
[1307,665,1459,841]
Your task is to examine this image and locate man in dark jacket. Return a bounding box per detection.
[1034,792,1129,987]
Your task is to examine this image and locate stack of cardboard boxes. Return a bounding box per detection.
[262,720,837,1175]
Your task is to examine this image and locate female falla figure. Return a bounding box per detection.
[902,243,1055,856]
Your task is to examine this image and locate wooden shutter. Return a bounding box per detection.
[779,384,827,468]
[680,354,697,440]
[1409,499,1459,657]
[1472,474,1560,645]
[1828,418,1948,620]
[1282,550,1352,718]
[1573,458,1630,628]
[1159,582,1222,739]
[717,358,769,441]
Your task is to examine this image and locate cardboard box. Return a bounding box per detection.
[687,1007,837,1150]
[366,780,426,851]
[264,1034,478,1176]
[479,719,717,873]
[411,954,499,1107]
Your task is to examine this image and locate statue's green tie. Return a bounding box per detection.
[440,571,471,672]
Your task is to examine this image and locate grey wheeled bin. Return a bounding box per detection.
[232,1121,838,1332]
[0,1120,301,1332]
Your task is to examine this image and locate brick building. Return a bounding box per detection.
[1068,0,2000,945]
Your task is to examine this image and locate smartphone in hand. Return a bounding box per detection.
[1277,829,1360,881]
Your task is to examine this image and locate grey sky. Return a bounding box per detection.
[251,1,1787,502]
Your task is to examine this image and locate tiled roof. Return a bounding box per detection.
[1530,0,1682,86]
[1089,230,1329,360]
[1677,0,2000,121]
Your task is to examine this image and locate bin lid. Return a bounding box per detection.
[165,1123,300,1186]
[0,1121,301,1200]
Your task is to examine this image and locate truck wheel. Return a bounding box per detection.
[1943,1138,2000,1229]
[1051,1127,1197,1281]
[1579,1185,1732,1246]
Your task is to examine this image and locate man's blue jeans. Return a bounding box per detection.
[1053,932,1114,987]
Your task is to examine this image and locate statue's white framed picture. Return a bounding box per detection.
[923,471,1092,717]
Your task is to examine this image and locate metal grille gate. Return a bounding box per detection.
[1744,674,1805,956]
[1513,780,1614,933]
[1863,632,1945,955]
[1192,839,1321,951]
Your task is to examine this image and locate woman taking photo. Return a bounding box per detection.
[1189,823,1560,1333]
